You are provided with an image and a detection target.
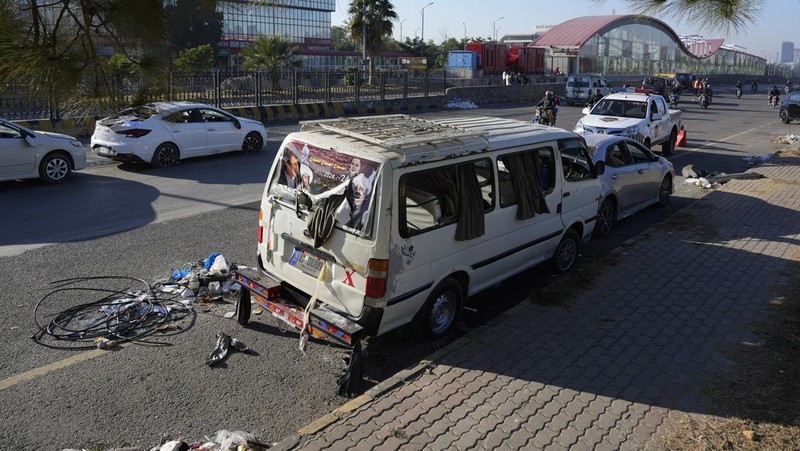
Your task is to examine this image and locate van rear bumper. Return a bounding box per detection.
[254,253,384,337]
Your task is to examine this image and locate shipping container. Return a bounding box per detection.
[507,46,546,74]
[465,42,508,74]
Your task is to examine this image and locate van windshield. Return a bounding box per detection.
[269,140,381,234]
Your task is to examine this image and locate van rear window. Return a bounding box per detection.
[569,77,590,87]
[269,140,381,234]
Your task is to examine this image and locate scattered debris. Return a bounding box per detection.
[743,154,773,165]
[772,133,800,148]
[445,97,479,109]
[205,331,250,366]
[681,164,766,190]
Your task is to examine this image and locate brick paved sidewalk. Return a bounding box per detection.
[277,155,800,451]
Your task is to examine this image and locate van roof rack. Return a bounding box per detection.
[299,115,488,151]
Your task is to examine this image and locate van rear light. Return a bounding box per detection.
[365,258,388,298]
[115,129,151,138]
[257,209,263,244]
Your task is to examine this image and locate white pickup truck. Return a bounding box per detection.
[573,92,681,156]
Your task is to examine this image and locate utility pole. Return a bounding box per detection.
[362,1,367,69]
[492,16,504,42]
[400,18,407,42]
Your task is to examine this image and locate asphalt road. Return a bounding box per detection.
[0,89,794,450]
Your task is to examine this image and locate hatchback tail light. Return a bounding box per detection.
[115,129,151,138]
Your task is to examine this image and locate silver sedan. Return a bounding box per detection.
[583,133,675,238]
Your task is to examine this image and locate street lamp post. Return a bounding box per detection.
[492,16,504,42]
[421,2,434,57]
[399,18,407,42]
[462,22,466,47]
[362,2,368,69]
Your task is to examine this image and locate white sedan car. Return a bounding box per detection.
[0,118,86,183]
[91,101,267,167]
[583,134,675,238]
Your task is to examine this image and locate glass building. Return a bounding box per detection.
[532,15,766,77]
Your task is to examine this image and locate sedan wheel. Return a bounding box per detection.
[242,132,263,153]
[594,199,615,238]
[658,176,672,207]
[780,109,792,124]
[151,143,180,168]
[552,229,580,273]
[39,153,71,184]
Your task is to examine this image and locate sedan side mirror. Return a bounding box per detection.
[24,135,36,146]
[581,107,591,115]
[233,119,241,129]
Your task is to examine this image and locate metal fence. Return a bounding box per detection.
[0,69,447,120]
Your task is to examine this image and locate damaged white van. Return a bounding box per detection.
[239,115,603,342]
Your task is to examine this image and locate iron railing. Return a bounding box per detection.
[0,69,447,120]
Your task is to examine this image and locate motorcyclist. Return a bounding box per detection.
[668,83,681,105]
[535,91,558,125]
[769,85,781,105]
[699,82,713,104]
[588,89,604,108]
[786,80,794,93]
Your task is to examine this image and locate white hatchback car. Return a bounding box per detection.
[91,101,267,167]
[583,133,674,238]
[0,118,86,183]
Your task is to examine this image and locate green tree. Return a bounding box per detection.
[0,0,170,116]
[346,0,398,83]
[175,45,216,74]
[165,0,223,54]
[619,0,763,34]
[240,35,303,91]
[331,25,356,51]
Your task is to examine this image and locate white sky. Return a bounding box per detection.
[331,0,796,61]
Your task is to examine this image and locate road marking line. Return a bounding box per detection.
[673,122,772,160]
[0,347,119,391]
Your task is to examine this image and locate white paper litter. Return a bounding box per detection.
[445,98,479,109]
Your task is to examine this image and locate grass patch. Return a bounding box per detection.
[659,261,800,450]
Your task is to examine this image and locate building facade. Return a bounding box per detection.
[532,16,766,77]
[781,41,795,64]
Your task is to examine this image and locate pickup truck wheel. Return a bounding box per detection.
[780,109,792,124]
[414,279,462,340]
[661,129,676,156]
[552,229,580,273]
[236,288,251,325]
[657,176,672,207]
[594,199,616,238]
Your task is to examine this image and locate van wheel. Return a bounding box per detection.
[661,129,676,156]
[594,199,615,238]
[236,289,251,325]
[552,229,580,273]
[414,279,462,340]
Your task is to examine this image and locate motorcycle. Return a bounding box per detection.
[736,87,743,98]
[669,92,679,108]
[786,85,793,94]
[699,94,709,109]
[533,106,556,126]
[770,95,780,109]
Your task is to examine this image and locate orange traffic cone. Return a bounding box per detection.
[675,125,687,147]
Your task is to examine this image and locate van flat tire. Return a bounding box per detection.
[552,229,580,273]
[236,288,251,325]
[414,279,462,340]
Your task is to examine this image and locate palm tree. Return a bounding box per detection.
[241,35,303,91]
[0,0,170,117]
[346,0,398,84]
[619,0,763,34]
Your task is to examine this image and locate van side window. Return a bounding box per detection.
[399,159,491,240]
[558,139,594,182]
[497,148,552,219]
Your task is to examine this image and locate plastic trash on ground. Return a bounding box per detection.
[205,331,249,366]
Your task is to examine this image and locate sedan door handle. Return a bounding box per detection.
[563,192,571,197]
[207,128,216,131]
[611,175,618,179]
[638,169,645,174]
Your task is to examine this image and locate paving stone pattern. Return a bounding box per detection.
[292,156,800,450]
